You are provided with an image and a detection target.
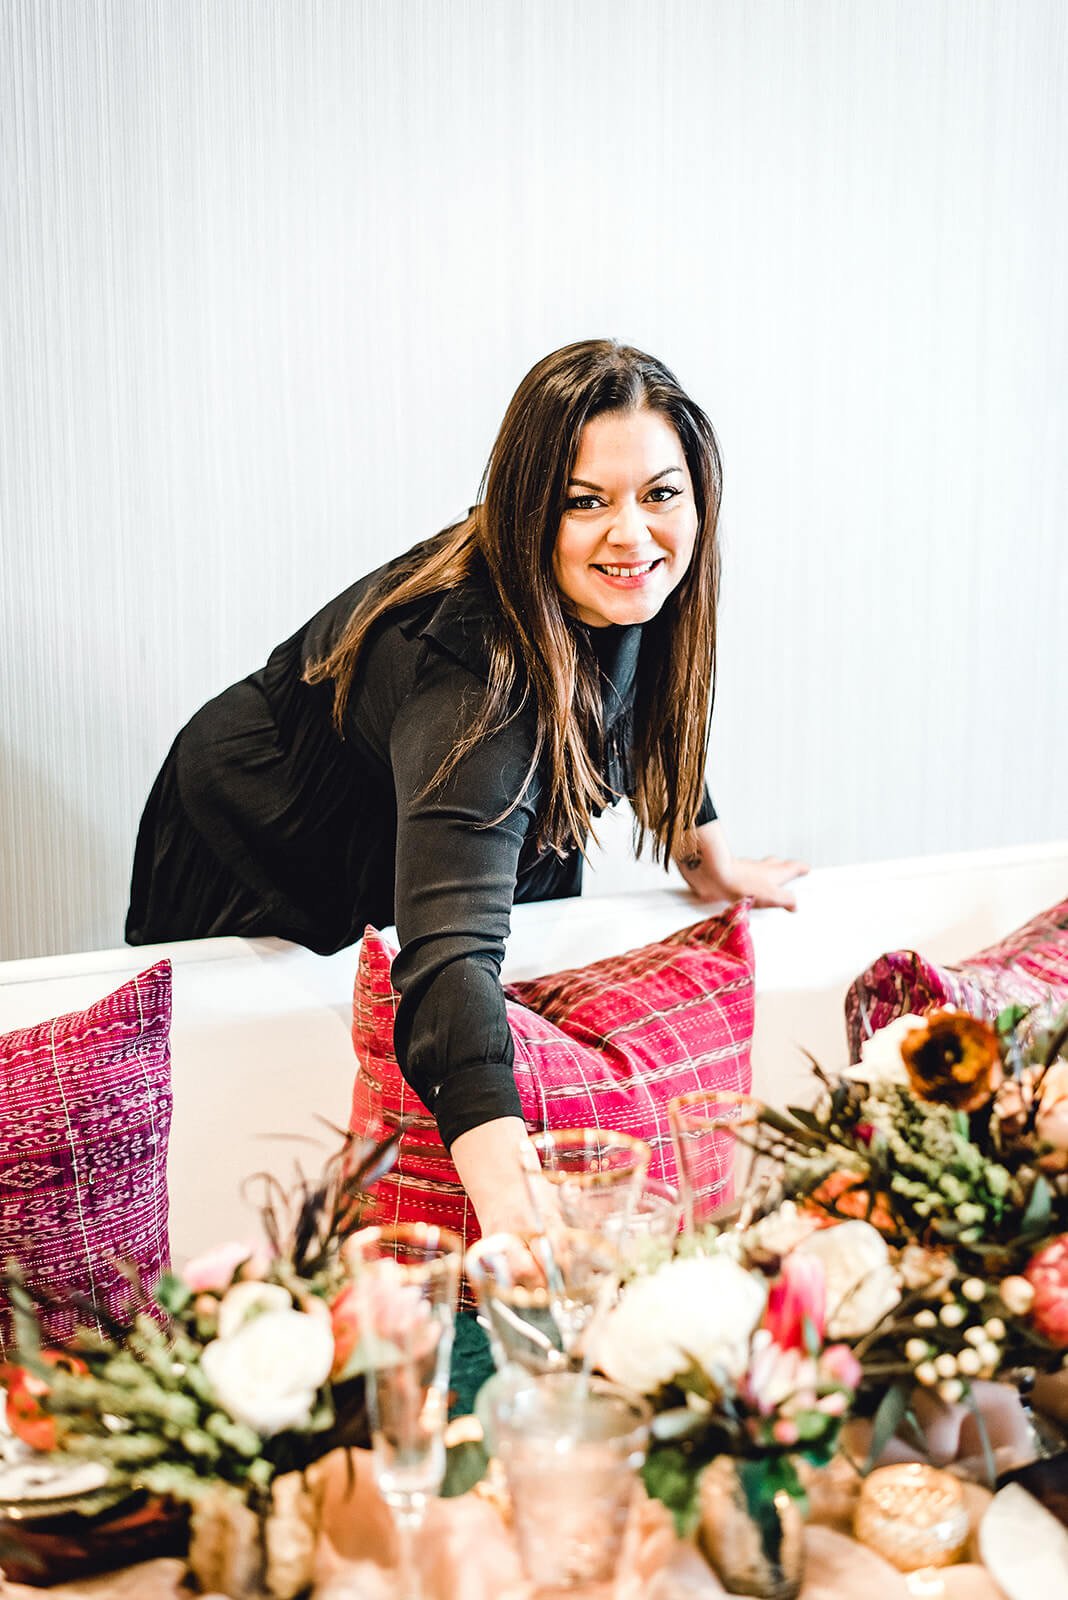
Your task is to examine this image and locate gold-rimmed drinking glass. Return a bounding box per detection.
[668,1089,773,1236]
[528,1127,651,1231]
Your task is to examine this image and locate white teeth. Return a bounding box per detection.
[598,562,656,577]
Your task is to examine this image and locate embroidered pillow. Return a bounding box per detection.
[845,895,1068,1062]
[349,905,755,1248]
[0,961,173,1352]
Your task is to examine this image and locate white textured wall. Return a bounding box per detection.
[2,0,1066,959]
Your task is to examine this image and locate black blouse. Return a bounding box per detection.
[132,542,715,1148]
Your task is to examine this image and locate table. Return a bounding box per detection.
[0,1447,1005,1600]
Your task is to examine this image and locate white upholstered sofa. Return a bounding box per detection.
[1,840,1065,1264]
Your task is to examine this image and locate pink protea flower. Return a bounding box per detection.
[764,1253,826,1353]
[1025,1233,1068,1348]
[745,1330,819,1416]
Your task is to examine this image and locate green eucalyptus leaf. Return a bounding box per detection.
[440,1438,489,1498]
[996,1004,1031,1039]
[866,1380,910,1472]
[1020,1174,1053,1237]
[152,1273,193,1316]
[651,1407,707,1442]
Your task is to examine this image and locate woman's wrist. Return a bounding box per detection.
[449,1116,542,1238]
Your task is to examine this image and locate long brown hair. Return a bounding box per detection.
[305,339,722,864]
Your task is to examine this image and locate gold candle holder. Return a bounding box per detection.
[854,1464,970,1571]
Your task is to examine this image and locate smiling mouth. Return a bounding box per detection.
[593,559,664,577]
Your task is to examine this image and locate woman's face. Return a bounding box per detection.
[552,408,699,628]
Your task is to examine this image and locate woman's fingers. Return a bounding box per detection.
[739,856,811,912]
[759,856,810,882]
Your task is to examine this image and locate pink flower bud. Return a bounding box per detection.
[819,1343,862,1391]
[183,1240,264,1293]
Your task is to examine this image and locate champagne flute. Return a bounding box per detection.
[347,1222,462,1599]
[668,1089,772,1235]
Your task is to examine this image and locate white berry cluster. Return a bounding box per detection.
[902,1276,1007,1404]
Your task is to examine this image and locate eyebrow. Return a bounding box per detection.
[567,466,684,490]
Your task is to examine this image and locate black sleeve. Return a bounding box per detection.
[388,647,539,1150]
[696,783,717,826]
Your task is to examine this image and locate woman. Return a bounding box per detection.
[127,339,805,1236]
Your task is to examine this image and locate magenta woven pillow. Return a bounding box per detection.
[349,905,755,1249]
[845,895,1068,1062]
[0,961,173,1352]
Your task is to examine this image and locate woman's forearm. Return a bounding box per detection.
[449,1116,542,1237]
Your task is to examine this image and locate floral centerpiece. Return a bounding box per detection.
[1,1129,402,1599]
[593,1241,862,1598]
[731,1002,1068,1469]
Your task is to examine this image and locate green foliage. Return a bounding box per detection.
[440,1437,489,1499]
[865,1379,910,1472]
[1,1128,402,1508]
[641,1444,708,1536]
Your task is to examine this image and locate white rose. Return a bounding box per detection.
[594,1254,766,1395]
[845,1013,927,1087]
[795,1221,900,1338]
[216,1280,293,1339]
[201,1308,334,1437]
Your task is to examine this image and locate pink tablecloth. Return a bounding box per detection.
[0,1448,1003,1600]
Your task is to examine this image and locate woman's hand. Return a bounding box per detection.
[674,820,809,912]
[449,1117,554,1240]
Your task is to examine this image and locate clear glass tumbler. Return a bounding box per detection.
[491,1371,651,1595]
[348,1222,462,1599]
[600,1176,682,1254]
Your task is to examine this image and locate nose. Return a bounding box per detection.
[605,495,649,548]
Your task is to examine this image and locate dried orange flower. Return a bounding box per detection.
[807,1169,897,1234]
[900,1009,1004,1113]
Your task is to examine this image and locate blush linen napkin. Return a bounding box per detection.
[0,1448,1004,1600]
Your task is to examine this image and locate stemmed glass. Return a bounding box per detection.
[347,1222,462,1599]
[468,1128,653,1380]
[668,1089,774,1235]
[528,1127,651,1232]
[465,1225,623,1375]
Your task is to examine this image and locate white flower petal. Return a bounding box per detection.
[795,1221,901,1337]
[216,1280,293,1340]
[202,1309,335,1436]
[846,1013,928,1087]
[595,1253,766,1394]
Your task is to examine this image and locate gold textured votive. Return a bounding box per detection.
[854,1464,970,1571]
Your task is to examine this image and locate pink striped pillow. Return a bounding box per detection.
[0,962,173,1352]
[845,895,1068,1062]
[349,905,755,1248]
